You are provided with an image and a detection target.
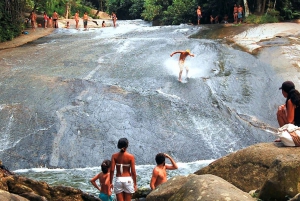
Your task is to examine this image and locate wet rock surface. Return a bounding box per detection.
[0,21,295,170]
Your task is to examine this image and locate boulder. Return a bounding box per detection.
[146,175,189,201]
[0,166,101,201]
[146,174,255,201]
[169,174,255,201]
[195,142,300,201]
[0,189,29,201]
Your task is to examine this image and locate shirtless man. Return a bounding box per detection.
[150,153,178,190]
[233,4,238,23]
[196,6,202,25]
[238,5,243,23]
[83,12,88,30]
[75,10,79,29]
[170,49,195,82]
[52,11,58,28]
[29,11,37,31]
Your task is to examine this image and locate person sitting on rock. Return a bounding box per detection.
[150,153,178,190]
[276,81,300,142]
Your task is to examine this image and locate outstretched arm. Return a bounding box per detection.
[170,51,183,57]
[164,153,178,170]
[189,53,195,57]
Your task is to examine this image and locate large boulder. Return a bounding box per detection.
[195,142,300,201]
[0,165,101,201]
[0,189,29,201]
[146,174,255,201]
[146,175,189,201]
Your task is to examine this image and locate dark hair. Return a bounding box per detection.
[101,160,111,174]
[287,89,300,108]
[155,153,165,165]
[117,138,128,152]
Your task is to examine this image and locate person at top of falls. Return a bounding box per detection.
[237,5,243,23]
[210,15,214,24]
[170,49,195,82]
[52,11,59,28]
[150,153,178,190]
[75,10,80,30]
[233,4,238,24]
[90,159,113,201]
[43,12,48,28]
[277,81,300,128]
[196,6,202,25]
[110,138,137,201]
[83,12,89,30]
[112,12,117,27]
[29,11,37,31]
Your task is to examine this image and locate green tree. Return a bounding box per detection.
[162,0,196,25]
[0,0,26,42]
[141,0,172,21]
[129,0,144,18]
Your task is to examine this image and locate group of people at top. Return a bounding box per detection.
[196,4,244,25]
[29,10,58,31]
[28,10,117,32]
[90,138,178,201]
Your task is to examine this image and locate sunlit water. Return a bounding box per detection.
[15,160,214,197]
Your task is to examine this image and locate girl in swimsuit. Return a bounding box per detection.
[110,138,137,201]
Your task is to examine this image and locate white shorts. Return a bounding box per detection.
[114,177,135,194]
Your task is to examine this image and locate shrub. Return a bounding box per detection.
[245,13,280,24]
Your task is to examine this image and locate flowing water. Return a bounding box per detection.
[0,20,288,195]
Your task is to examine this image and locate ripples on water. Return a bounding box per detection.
[15,160,214,196]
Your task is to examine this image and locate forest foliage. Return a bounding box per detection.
[1,0,300,42]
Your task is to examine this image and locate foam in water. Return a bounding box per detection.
[14,160,214,195]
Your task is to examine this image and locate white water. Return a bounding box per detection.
[15,160,214,197]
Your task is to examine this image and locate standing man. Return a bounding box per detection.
[29,11,37,31]
[196,6,202,25]
[75,10,79,29]
[238,5,244,23]
[233,4,238,23]
[52,11,58,28]
[83,12,88,30]
[170,49,195,82]
[150,153,178,190]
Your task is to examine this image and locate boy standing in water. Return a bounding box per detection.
[90,160,113,201]
[150,153,178,190]
[170,49,195,82]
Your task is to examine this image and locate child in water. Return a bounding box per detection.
[90,160,113,201]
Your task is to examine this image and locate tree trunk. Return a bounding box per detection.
[65,2,69,19]
[256,0,262,14]
[262,0,267,13]
[243,0,250,17]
